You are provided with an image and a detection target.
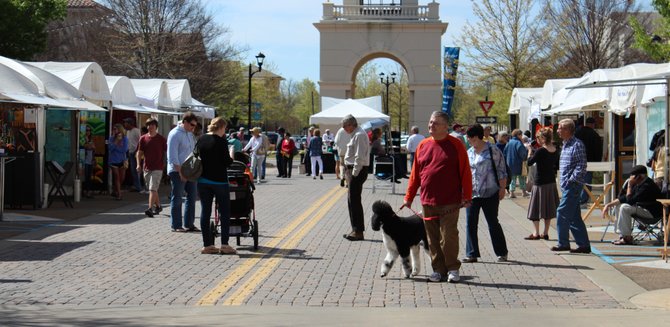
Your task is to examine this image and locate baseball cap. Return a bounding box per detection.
[630,165,648,176]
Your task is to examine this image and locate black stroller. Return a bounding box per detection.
[211,152,258,250]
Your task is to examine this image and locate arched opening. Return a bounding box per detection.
[351,55,412,134]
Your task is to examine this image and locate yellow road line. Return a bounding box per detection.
[196,185,343,306]
[222,187,347,305]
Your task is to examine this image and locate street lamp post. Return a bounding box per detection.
[248,52,266,130]
[380,72,396,153]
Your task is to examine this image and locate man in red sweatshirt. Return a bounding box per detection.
[402,111,472,283]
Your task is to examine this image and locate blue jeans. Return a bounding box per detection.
[409,152,415,171]
[579,172,593,204]
[169,172,197,230]
[465,194,508,258]
[128,152,143,191]
[556,183,591,248]
[198,182,231,246]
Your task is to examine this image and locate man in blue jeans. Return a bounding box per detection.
[553,119,591,253]
[167,112,199,233]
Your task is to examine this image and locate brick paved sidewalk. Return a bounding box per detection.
[0,173,645,309]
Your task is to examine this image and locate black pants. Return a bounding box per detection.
[345,166,368,232]
[276,151,285,176]
[282,155,294,177]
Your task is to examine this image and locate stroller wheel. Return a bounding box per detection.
[210,221,217,244]
[252,220,259,250]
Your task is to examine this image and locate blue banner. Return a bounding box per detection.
[442,47,460,117]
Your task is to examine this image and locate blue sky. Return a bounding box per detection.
[204,0,654,85]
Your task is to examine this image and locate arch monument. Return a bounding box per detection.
[314,0,448,130]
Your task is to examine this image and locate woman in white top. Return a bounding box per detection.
[243,127,266,183]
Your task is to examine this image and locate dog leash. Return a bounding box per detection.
[401,205,461,221]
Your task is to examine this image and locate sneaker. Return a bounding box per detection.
[320,175,323,180]
[313,176,316,180]
[497,255,508,262]
[144,208,154,217]
[220,245,237,255]
[447,270,460,283]
[461,257,477,263]
[340,178,345,187]
[428,272,444,283]
[153,206,162,214]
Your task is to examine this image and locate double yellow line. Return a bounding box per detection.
[197,185,346,306]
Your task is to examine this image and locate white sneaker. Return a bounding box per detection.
[447,270,460,283]
[428,272,444,282]
[497,255,508,262]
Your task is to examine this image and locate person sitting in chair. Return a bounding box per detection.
[602,165,662,245]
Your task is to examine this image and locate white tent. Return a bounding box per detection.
[310,98,389,129]
[0,61,72,107]
[540,78,581,110]
[322,96,382,112]
[130,79,176,110]
[106,76,177,115]
[508,88,543,129]
[28,61,112,103]
[164,79,193,109]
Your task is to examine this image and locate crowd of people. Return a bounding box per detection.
[92,109,668,283]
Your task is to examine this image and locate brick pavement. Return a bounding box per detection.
[0,171,638,309]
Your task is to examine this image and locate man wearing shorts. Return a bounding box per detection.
[137,118,167,217]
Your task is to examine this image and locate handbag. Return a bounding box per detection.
[181,140,202,181]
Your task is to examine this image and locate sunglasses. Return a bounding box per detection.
[188,121,197,127]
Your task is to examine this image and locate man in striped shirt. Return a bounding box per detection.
[552,119,591,253]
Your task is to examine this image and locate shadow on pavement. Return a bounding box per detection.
[0,279,32,283]
[0,240,94,262]
[507,260,593,270]
[462,281,583,292]
[0,310,145,327]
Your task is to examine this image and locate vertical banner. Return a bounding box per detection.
[442,47,460,117]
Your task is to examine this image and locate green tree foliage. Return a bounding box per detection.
[459,0,550,91]
[0,0,67,60]
[631,0,670,61]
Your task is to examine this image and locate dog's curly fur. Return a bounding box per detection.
[371,200,429,278]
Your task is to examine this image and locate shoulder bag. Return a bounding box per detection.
[181,139,202,181]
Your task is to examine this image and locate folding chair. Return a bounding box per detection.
[372,155,395,194]
[631,202,664,244]
[582,161,615,222]
[47,161,73,208]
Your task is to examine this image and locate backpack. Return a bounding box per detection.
[257,134,269,155]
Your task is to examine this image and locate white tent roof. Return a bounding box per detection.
[106,76,178,115]
[0,64,76,107]
[508,88,543,128]
[28,61,112,102]
[0,56,105,111]
[546,63,670,115]
[322,96,382,112]
[164,79,193,108]
[540,78,580,110]
[130,79,176,110]
[310,98,390,126]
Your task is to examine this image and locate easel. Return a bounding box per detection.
[582,161,615,222]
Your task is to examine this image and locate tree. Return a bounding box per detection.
[459,0,551,91]
[631,0,670,62]
[545,0,647,76]
[101,0,240,99]
[0,0,67,60]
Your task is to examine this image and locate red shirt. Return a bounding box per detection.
[281,138,296,154]
[138,133,167,171]
[405,135,472,206]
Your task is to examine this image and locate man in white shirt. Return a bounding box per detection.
[322,129,334,148]
[123,117,143,193]
[342,115,370,241]
[334,127,352,184]
[405,125,425,171]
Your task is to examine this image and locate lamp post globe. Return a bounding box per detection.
[248,52,266,130]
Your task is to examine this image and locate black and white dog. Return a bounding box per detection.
[371,200,429,278]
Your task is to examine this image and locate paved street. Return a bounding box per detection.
[1,164,670,325]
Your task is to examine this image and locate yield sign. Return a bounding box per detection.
[479,101,495,116]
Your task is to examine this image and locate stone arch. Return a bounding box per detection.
[314,1,448,132]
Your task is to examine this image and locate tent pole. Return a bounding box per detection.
[664,78,669,194]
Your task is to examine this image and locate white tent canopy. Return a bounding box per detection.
[310,98,390,130]
[106,76,177,115]
[164,79,193,108]
[0,61,72,107]
[28,61,112,102]
[540,78,580,110]
[508,88,543,128]
[322,95,382,112]
[130,79,176,110]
